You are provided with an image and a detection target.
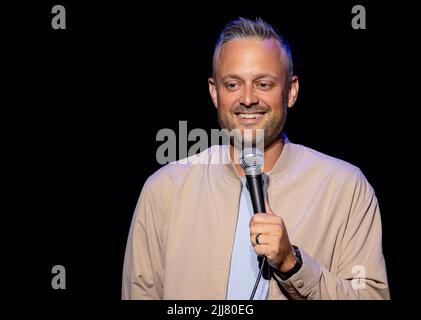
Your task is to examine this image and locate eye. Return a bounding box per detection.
[224,81,241,91]
[256,81,273,90]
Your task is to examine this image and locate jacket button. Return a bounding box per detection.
[296,280,304,288]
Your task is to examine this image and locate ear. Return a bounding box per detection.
[208,77,218,109]
[287,75,299,108]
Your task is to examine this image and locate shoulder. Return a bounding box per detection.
[144,145,223,191]
[293,143,368,187]
[292,143,377,213]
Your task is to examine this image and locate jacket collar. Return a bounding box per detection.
[219,133,299,184]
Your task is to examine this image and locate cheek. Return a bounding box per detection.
[218,91,239,109]
[261,91,284,111]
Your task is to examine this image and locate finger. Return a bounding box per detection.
[250,213,283,226]
[253,244,275,258]
[251,233,261,247]
[250,223,283,237]
[265,200,275,215]
[253,244,267,257]
[251,233,279,246]
[254,244,266,257]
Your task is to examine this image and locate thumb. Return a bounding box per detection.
[265,199,275,215]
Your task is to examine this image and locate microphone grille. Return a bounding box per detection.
[240,148,264,175]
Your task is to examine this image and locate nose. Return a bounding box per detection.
[239,84,259,107]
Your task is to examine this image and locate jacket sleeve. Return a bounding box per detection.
[274,169,390,300]
[122,177,165,299]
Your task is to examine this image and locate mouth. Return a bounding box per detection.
[234,112,267,125]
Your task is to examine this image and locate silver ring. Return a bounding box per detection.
[256,233,262,245]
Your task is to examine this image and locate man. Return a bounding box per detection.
[122,17,389,299]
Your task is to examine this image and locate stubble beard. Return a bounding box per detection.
[217,104,287,152]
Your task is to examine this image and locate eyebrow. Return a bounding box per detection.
[221,73,279,81]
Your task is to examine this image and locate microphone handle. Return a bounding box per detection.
[245,174,266,213]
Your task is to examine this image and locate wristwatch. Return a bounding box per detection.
[275,245,303,280]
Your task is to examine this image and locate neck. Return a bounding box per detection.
[230,137,285,177]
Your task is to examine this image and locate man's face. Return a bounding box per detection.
[209,38,298,150]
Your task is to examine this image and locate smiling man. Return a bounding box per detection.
[122,17,389,300]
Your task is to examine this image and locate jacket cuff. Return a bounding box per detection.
[273,247,322,299]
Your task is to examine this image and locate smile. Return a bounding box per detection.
[234,112,266,124]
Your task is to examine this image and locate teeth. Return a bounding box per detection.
[240,113,259,119]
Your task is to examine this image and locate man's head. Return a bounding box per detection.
[209,17,299,150]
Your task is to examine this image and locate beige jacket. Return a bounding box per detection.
[122,138,390,299]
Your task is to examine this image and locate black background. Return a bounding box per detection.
[9,0,418,301]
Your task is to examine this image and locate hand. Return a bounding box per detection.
[250,201,296,272]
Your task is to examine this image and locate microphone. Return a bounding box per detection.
[240,147,267,300]
[240,147,265,213]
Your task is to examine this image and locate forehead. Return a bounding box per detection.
[215,38,286,78]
